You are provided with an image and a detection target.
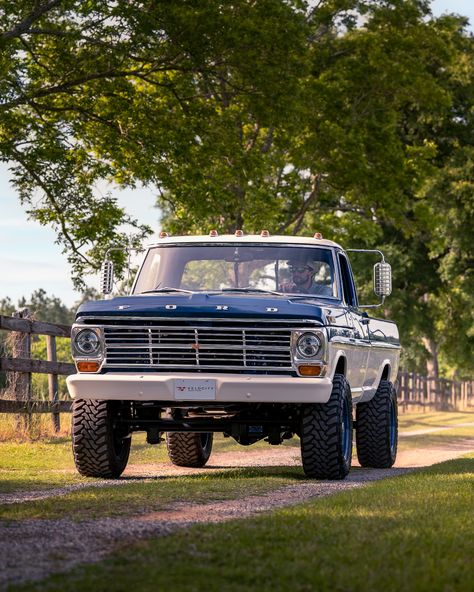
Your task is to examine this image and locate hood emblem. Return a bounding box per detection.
[216,305,229,311]
[118,305,130,310]
[266,307,278,312]
[165,304,177,310]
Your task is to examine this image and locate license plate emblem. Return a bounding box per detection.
[174,379,216,400]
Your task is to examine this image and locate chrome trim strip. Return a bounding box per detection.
[368,342,401,350]
[103,364,293,371]
[77,316,323,325]
[329,338,372,348]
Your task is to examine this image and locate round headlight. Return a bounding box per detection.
[296,333,321,358]
[75,329,101,355]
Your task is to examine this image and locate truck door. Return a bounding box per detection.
[337,252,370,397]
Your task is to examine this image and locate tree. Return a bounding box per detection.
[0,0,312,286]
[158,1,474,377]
[1,1,472,376]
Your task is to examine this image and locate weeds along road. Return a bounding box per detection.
[0,433,473,589]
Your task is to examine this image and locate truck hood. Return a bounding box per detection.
[75,293,344,325]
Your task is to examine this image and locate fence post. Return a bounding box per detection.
[10,309,32,431]
[46,335,60,432]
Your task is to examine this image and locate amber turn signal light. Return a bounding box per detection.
[298,365,322,377]
[77,361,100,373]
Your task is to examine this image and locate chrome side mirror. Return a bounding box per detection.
[100,260,114,295]
[374,262,392,297]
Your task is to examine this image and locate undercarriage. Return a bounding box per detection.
[113,401,301,446]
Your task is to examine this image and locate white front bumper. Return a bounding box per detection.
[66,372,333,404]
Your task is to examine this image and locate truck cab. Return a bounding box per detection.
[67,232,400,480]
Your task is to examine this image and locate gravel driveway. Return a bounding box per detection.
[1,441,473,589]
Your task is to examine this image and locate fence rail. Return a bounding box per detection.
[396,371,474,412]
[1,310,473,434]
[0,310,73,431]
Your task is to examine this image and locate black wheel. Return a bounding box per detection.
[356,380,398,468]
[166,432,213,467]
[72,399,131,478]
[300,374,353,480]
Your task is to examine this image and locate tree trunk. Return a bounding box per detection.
[423,337,439,379]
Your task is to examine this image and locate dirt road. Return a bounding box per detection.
[0,437,473,588]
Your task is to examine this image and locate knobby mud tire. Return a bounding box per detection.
[72,399,131,478]
[166,432,213,468]
[356,380,398,468]
[300,374,353,480]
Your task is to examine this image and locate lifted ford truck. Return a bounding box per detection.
[66,232,400,480]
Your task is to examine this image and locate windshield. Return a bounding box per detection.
[133,244,338,299]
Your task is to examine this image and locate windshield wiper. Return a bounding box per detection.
[287,294,335,300]
[216,288,283,296]
[140,287,194,295]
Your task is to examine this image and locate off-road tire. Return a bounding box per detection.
[300,374,353,480]
[72,399,131,478]
[356,380,398,468]
[166,432,213,468]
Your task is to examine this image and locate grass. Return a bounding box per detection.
[0,428,300,495]
[0,411,72,442]
[0,410,472,496]
[0,465,302,522]
[398,410,474,432]
[9,453,474,592]
[397,429,474,450]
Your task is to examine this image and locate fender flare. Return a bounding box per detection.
[373,359,392,392]
[330,351,347,380]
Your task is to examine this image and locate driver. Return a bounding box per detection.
[280,259,332,296]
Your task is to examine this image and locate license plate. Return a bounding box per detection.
[174,379,216,400]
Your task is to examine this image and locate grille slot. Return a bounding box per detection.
[104,326,292,371]
[79,318,319,374]
[80,317,321,374]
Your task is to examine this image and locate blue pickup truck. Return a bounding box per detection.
[67,232,400,480]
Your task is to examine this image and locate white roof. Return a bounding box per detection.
[148,233,343,250]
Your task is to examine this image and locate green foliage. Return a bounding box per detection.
[0,0,312,287]
[0,1,472,375]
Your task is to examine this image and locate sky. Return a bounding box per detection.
[0,0,472,308]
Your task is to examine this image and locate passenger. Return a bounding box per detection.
[280,260,332,296]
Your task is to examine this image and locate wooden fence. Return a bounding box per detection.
[0,310,74,431]
[396,370,474,412]
[1,310,473,432]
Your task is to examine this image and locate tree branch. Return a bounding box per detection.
[1,0,62,41]
[276,173,321,234]
[9,148,94,268]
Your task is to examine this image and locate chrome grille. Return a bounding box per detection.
[84,318,321,374]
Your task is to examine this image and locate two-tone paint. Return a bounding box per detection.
[67,236,401,406]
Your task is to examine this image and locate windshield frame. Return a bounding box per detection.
[131,242,341,301]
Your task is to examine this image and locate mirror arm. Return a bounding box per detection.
[358,296,385,309]
[346,248,385,262]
